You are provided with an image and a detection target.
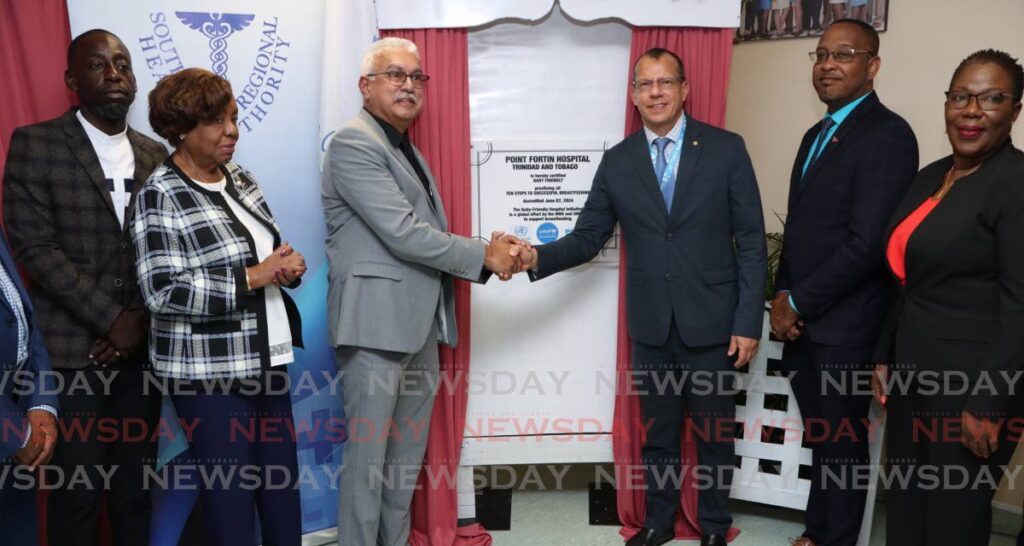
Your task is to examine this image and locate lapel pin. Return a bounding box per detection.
[692,140,699,146]
[831,137,839,143]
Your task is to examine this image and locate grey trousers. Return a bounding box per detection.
[335,335,440,546]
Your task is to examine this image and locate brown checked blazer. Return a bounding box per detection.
[2,108,168,369]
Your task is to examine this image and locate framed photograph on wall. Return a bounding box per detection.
[735,0,889,42]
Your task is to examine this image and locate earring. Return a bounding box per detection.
[179,134,186,142]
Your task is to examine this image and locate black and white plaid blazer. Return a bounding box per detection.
[2,108,168,369]
[132,158,302,380]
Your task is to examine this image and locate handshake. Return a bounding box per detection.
[483,230,538,281]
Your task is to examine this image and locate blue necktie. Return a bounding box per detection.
[654,137,674,211]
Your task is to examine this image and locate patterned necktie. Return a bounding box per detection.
[654,137,674,210]
[809,116,835,167]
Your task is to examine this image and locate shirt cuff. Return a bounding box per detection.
[28,405,58,417]
[788,294,802,317]
[21,424,31,449]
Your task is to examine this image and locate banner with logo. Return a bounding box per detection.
[376,0,739,29]
[318,0,379,164]
[66,0,373,539]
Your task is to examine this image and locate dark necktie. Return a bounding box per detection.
[399,139,434,201]
[809,116,835,167]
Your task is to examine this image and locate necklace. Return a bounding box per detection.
[934,162,981,200]
[174,154,221,183]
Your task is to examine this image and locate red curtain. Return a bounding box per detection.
[615,27,738,543]
[379,28,492,546]
[0,2,76,544]
[0,0,74,223]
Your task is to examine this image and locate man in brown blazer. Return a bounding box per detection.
[2,29,167,546]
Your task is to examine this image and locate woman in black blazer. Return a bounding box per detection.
[871,49,1024,545]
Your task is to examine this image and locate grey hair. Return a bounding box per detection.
[360,37,419,76]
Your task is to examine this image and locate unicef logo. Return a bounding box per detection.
[138,12,290,133]
[536,223,559,244]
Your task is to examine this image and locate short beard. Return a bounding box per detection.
[91,102,131,122]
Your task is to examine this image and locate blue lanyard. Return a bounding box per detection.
[649,128,685,188]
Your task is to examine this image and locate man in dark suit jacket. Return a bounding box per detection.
[769,19,919,546]
[0,232,59,546]
[2,29,166,546]
[515,48,766,546]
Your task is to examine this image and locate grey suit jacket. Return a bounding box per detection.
[322,109,486,353]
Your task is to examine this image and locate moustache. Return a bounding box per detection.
[395,94,418,105]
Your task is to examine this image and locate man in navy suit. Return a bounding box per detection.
[514,48,767,546]
[769,19,918,546]
[0,232,59,545]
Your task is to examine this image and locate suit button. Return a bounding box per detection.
[5,318,14,327]
[121,242,128,250]
[664,274,671,281]
[114,278,123,287]
[666,233,674,240]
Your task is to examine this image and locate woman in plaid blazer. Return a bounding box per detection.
[132,68,305,546]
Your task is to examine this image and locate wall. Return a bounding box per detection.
[726,0,1024,510]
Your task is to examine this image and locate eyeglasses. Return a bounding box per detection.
[809,48,875,64]
[366,70,430,88]
[944,90,1017,111]
[632,77,685,93]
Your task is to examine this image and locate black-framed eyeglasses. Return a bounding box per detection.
[809,48,875,64]
[944,90,1018,111]
[632,77,685,93]
[366,70,430,88]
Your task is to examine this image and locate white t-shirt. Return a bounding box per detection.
[201,177,294,366]
[77,111,135,227]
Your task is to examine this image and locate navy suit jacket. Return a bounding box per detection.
[776,92,919,348]
[0,233,58,459]
[531,118,767,348]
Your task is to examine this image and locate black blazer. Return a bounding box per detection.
[531,118,767,348]
[776,93,919,347]
[873,141,1024,419]
[3,108,168,369]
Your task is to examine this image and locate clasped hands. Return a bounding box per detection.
[768,291,803,341]
[483,231,537,280]
[248,242,307,289]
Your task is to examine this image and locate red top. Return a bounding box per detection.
[887,197,941,285]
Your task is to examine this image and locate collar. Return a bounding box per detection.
[643,113,687,147]
[364,108,407,148]
[76,109,129,142]
[825,91,873,126]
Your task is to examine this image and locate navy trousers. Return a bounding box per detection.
[172,371,302,546]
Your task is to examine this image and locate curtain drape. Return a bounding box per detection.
[0,0,74,225]
[379,28,492,546]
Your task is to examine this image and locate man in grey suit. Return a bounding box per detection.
[512,49,767,546]
[322,37,519,546]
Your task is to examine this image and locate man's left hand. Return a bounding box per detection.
[769,292,801,341]
[105,309,148,359]
[728,335,759,368]
[962,410,1001,459]
[18,409,58,470]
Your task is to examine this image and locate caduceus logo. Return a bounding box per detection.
[175,12,255,77]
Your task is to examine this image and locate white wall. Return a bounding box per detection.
[726,0,1024,508]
